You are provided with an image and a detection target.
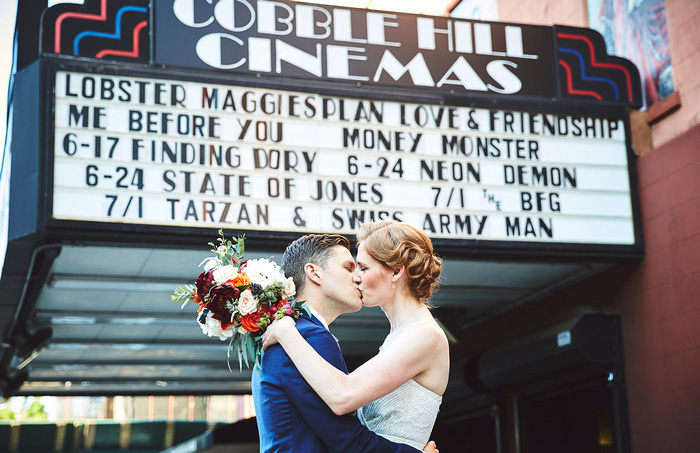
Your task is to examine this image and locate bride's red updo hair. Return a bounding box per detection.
[356,220,442,302]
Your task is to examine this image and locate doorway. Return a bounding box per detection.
[519,381,617,453]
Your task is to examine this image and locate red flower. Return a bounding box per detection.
[241,312,262,332]
[195,269,215,301]
[220,318,234,330]
[209,282,240,317]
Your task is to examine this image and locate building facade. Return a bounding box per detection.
[1,0,698,452]
[444,0,699,451]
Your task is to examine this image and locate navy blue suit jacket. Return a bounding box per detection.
[252,313,420,453]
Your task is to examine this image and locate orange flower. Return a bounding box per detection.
[232,273,251,287]
[240,312,261,332]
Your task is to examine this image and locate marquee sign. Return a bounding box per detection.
[42,0,150,63]
[51,69,636,245]
[21,0,645,252]
[39,0,643,108]
[154,0,556,101]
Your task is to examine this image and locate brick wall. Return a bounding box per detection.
[615,123,700,452]
[650,0,700,146]
[498,0,588,28]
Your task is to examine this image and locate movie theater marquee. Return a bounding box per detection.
[38,0,642,248]
[52,71,635,244]
[157,0,556,98]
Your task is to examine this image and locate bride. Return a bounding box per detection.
[263,220,450,450]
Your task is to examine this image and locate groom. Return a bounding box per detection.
[252,234,423,452]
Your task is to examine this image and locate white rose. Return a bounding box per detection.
[238,289,258,316]
[199,312,233,341]
[244,259,282,289]
[282,277,296,298]
[213,265,238,285]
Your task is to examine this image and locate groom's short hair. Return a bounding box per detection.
[282,234,351,294]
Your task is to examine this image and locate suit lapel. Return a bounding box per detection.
[304,313,349,374]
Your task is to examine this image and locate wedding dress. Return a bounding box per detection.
[357,320,443,450]
[357,378,442,450]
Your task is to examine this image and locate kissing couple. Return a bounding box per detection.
[253,220,450,452]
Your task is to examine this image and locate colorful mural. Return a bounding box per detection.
[588,0,673,108]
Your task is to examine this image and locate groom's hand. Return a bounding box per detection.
[423,440,439,453]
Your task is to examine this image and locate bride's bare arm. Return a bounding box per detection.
[262,316,446,415]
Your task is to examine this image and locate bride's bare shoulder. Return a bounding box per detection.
[398,321,449,349]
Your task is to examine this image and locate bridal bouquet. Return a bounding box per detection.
[172,230,308,368]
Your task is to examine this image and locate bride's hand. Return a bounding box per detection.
[423,440,439,453]
[262,316,296,351]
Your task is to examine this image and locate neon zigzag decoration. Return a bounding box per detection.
[54,0,108,54]
[96,20,147,59]
[73,5,148,56]
[559,47,619,101]
[558,60,602,100]
[557,32,634,102]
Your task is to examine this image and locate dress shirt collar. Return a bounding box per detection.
[306,304,330,331]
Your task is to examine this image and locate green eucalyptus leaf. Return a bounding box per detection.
[172,285,196,304]
[241,338,249,369]
[246,334,257,365]
[236,340,244,373]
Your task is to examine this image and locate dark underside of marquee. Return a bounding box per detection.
[0,238,614,402]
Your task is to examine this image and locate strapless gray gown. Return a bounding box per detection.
[357,378,442,450]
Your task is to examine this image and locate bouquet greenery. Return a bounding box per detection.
[172,230,308,369]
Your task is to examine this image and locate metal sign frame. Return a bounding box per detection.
[36,57,644,260]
